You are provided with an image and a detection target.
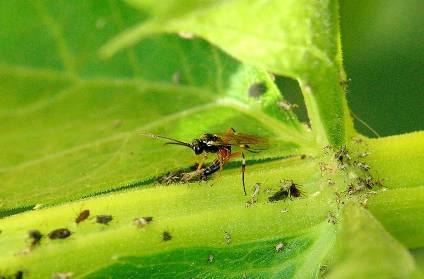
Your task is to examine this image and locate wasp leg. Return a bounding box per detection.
[197,153,208,171]
[241,152,246,195]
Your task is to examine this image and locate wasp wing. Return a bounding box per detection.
[213,132,269,152]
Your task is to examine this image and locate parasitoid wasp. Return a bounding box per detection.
[141,128,268,195]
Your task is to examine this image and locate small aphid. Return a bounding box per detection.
[28,230,43,247]
[163,231,172,241]
[356,161,370,171]
[360,198,368,208]
[300,154,307,160]
[268,188,289,202]
[48,228,71,240]
[75,209,90,224]
[246,183,260,207]
[52,272,73,279]
[339,78,352,90]
[335,145,351,163]
[278,100,299,111]
[358,152,370,158]
[327,212,338,225]
[320,264,329,274]
[275,242,284,252]
[224,231,232,245]
[133,216,153,228]
[207,254,214,263]
[281,208,289,213]
[288,183,303,198]
[248,82,267,98]
[327,178,335,186]
[96,215,113,225]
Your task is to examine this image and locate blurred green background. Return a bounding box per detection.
[339,0,423,137]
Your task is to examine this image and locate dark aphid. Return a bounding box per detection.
[15,271,23,279]
[133,216,153,228]
[75,209,90,224]
[28,230,43,247]
[288,183,303,198]
[96,215,113,225]
[339,78,352,91]
[48,228,71,240]
[163,231,172,241]
[248,82,267,98]
[268,188,289,202]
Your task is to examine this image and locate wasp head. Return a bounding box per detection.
[191,139,204,155]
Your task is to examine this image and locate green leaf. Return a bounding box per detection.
[0,1,423,278]
[327,202,415,278]
[102,0,354,146]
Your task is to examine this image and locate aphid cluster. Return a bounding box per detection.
[268,180,303,202]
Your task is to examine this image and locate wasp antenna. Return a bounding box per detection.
[164,142,192,148]
[140,132,192,147]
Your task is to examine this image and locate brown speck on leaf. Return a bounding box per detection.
[96,215,113,225]
[28,230,43,247]
[75,209,90,224]
[248,82,267,98]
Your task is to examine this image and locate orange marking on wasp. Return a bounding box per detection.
[141,128,268,195]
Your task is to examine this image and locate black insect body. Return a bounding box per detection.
[75,209,90,224]
[48,228,71,239]
[28,230,43,247]
[268,188,290,202]
[96,215,113,225]
[163,231,172,241]
[142,128,268,195]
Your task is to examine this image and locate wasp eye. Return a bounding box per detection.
[193,145,203,155]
